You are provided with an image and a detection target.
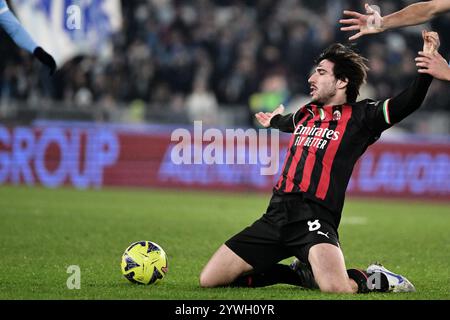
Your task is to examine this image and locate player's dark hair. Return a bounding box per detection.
[316,43,369,103]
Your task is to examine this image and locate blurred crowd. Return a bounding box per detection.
[0,0,449,128]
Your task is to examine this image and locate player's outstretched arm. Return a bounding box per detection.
[382,31,437,126]
[340,0,450,41]
[0,7,56,75]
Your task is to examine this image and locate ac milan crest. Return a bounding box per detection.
[333,110,341,121]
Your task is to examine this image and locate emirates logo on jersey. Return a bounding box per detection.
[293,124,341,150]
[294,125,340,141]
[333,110,341,121]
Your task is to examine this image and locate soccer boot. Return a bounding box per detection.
[366,262,416,293]
[290,258,319,289]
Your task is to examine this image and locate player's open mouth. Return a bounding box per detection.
[310,86,317,96]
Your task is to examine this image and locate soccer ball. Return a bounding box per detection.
[121,241,168,285]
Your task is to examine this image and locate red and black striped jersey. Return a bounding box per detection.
[270,99,394,219]
[270,73,433,226]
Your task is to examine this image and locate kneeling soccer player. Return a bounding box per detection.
[199,31,440,294]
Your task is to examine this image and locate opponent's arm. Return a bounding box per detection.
[340,0,450,41]
[0,8,37,54]
[0,4,56,75]
[383,0,450,30]
[416,51,450,81]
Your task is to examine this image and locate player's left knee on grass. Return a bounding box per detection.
[199,270,218,288]
[199,267,232,288]
[199,244,253,288]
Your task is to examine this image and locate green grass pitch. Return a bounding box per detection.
[0,186,449,300]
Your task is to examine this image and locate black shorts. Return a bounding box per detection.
[225,193,340,272]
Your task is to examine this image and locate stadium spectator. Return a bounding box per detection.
[186,77,219,125]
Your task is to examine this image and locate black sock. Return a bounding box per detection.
[347,269,389,293]
[230,264,317,288]
[347,269,370,293]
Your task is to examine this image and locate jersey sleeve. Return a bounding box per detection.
[359,99,392,135]
[270,108,305,133]
[361,73,433,136]
[0,8,38,54]
[0,0,9,14]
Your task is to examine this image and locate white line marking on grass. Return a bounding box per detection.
[341,217,368,225]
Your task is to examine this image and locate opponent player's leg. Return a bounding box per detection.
[199,244,253,288]
[308,243,358,293]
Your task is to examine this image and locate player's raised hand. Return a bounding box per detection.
[415,31,449,81]
[422,30,440,54]
[415,51,450,81]
[255,104,285,128]
[340,3,384,41]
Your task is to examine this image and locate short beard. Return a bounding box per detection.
[314,88,336,105]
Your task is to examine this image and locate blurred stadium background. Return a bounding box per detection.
[0,0,448,200]
[0,0,449,301]
[1,0,450,129]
